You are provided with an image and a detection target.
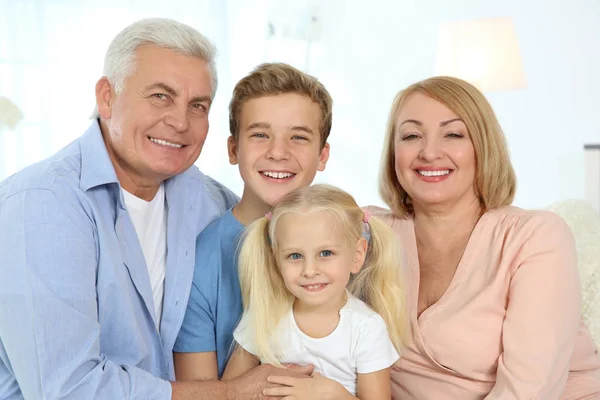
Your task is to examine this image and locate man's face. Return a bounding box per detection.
[96,44,213,193]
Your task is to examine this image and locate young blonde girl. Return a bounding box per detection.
[222,184,408,399]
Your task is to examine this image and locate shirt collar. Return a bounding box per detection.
[79,119,120,192]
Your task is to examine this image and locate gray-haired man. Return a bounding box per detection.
[0,18,310,400]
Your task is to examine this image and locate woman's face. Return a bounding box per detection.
[393,93,478,211]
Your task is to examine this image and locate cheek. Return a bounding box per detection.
[393,148,413,184]
[394,145,412,169]
[279,267,298,286]
[295,147,321,170]
[192,121,209,143]
[455,146,477,171]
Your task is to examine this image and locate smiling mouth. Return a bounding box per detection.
[149,136,184,149]
[300,283,329,292]
[416,169,452,177]
[261,171,296,179]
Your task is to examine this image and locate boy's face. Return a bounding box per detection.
[229,93,330,210]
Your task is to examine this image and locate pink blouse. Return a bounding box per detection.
[370,206,600,399]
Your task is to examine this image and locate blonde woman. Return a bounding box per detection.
[222,184,408,400]
[374,76,600,399]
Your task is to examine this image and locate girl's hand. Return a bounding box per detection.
[263,372,357,400]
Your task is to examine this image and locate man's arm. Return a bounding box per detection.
[0,189,171,399]
[171,364,315,400]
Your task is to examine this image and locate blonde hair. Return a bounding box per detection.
[237,184,407,366]
[379,76,517,217]
[229,62,332,149]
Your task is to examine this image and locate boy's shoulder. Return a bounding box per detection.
[192,207,245,284]
[196,207,245,253]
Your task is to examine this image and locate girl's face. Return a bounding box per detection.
[275,210,367,313]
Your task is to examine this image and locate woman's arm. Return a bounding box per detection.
[356,368,391,400]
[222,345,260,380]
[174,351,219,381]
[485,212,580,400]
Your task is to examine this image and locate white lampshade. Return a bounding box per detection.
[435,17,527,92]
[0,96,24,130]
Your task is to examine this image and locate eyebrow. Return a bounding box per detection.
[145,82,212,106]
[246,122,271,131]
[290,125,315,135]
[399,118,464,128]
[245,122,315,135]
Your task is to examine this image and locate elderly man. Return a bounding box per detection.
[0,18,310,400]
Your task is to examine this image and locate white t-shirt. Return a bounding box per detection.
[122,184,167,328]
[233,293,400,395]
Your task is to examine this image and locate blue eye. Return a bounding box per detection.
[288,253,302,260]
[252,133,268,139]
[151,93,168,100]
[320,250,332,257]
[292,135,308,141]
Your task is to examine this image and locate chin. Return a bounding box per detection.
[261,193,288,207]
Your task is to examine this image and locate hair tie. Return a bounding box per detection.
[361,210,372,242]
[362,211,371,223]
[265,211,273,220]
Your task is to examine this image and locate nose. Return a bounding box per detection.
[419,136,443,162]
[301,260,319,278]
[266,136,290,161]
[163,104,190,133]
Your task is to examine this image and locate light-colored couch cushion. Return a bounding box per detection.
[548,199,600,346]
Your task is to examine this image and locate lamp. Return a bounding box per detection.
[434,17,526,91]
[0,96,23,180]
[0,96,24,130]
[265,1,321,71]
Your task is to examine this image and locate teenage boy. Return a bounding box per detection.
[173,62,332,380]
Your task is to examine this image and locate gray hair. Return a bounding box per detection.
[91,18,218,118]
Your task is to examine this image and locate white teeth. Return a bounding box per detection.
[262,171,294,179]
[150,137,183,148]
[305,284,325,290]
[418,170,450,177]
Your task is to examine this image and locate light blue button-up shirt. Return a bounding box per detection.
[0,121,237,399]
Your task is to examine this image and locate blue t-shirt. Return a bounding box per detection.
[174,208,245,377]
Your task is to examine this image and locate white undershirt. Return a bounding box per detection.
[122,184,167,329]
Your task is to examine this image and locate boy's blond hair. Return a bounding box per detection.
[229,63,332,149]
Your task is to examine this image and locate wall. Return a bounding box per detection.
[198,0,600,209]
[2,0,600,210]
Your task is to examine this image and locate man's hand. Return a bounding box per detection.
[262,372,356,400]
[226,364,314,400]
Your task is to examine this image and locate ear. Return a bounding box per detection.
[227,135,239,165]
[95,77,114,120]
[317,142,330,172]
[350,237,368,274]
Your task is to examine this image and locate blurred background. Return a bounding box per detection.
[1,0,599,210]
